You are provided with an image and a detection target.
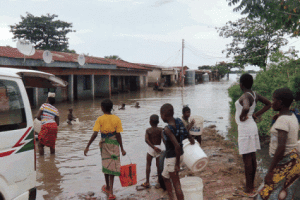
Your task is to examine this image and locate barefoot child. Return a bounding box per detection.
[84,99,126,200]
[141,114,163,188]
[160,103,195,200]
[235,73,271,197]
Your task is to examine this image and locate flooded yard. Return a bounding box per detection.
[34,75,237,199]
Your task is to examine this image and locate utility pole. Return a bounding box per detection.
[181,39,184,87]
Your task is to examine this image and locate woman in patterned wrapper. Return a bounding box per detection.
[84,99,126,200]
[255,88,300,200]
[36,92,60,155]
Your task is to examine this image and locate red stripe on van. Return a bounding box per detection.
[0,150,15,157]
[13,127,32,148]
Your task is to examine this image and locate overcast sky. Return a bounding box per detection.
[1,0,299,70]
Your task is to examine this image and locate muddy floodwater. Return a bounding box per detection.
[33,74,238,199]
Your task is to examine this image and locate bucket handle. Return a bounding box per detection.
[121,153,133,164]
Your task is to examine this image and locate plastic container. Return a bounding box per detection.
[189,115,204,136]
[181,176,203,200]
[33,118,41,133]
[119,163,137,187]
[182,139,208,172]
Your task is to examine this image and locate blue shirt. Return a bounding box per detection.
[163,118,189,158]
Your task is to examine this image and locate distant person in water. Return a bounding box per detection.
[141,114,164,189]
[67,109,76,125]
[234,73,271,197]
[119,103,125,110]
[134,102,140,108]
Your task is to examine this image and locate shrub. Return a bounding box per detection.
[228,52,300,137]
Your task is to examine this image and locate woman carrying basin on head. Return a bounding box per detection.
[36,92,60,155]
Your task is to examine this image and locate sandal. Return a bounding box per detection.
[141,182,150,188]
[155,183,161,189]
[108,193,116,200]
[101,185,109,194]
[233,190,257,198]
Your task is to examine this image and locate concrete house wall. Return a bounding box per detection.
[76,75,93,100]
[147,68,162,86]
[95,75,109,97]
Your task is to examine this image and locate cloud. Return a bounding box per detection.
[68,32,85,45]
[0,15,20,46]
[153,0,175,7]
[76,29,93,34]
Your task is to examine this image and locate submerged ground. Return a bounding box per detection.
[33,74,273,199]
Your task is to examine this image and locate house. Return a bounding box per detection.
[0,46,150,107]
[137,64,163,87]
[163,66,189,86]
[103,59,149,94]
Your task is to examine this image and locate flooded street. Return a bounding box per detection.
[34,75,238,199]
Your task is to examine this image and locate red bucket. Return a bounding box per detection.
[119,163,137,187]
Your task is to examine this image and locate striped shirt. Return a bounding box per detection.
[40,103,59,125]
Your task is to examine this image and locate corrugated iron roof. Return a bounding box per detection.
[135,63,163,69]
[104,58,149,70]
[0,46,111,65]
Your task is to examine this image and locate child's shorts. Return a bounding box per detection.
[162,156,183,179]
[148,145,161,158]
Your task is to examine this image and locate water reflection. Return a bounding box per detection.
[37,155,62,199]
[34,74,237,199]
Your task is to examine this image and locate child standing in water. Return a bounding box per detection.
[84,99,126,200]
[160,103,195,200]
[67,108,76,125]
[235,74,271,197]
[142,114,163,188]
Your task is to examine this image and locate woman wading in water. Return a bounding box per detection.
[36,92,60,155]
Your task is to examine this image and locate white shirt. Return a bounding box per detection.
[269,114,299,156]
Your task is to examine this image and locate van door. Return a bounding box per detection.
[0,68,67,200]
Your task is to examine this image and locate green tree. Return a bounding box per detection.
[212,61,233,79]
[104,55,122,60]
[10,12,75,52]
[198,65,212,70]
[217,18,289,71]
[228,0,300,34]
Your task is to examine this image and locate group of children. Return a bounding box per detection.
[84,99,198,200]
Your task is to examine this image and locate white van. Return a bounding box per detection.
[0,67,67,200]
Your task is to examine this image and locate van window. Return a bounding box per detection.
[0,80,27,132]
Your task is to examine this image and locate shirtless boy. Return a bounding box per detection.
[142,114,163,188]
[67,108,76,125]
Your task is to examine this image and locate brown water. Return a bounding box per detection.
[34,75,238,199]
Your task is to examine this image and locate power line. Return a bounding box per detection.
[159,48,181,66]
